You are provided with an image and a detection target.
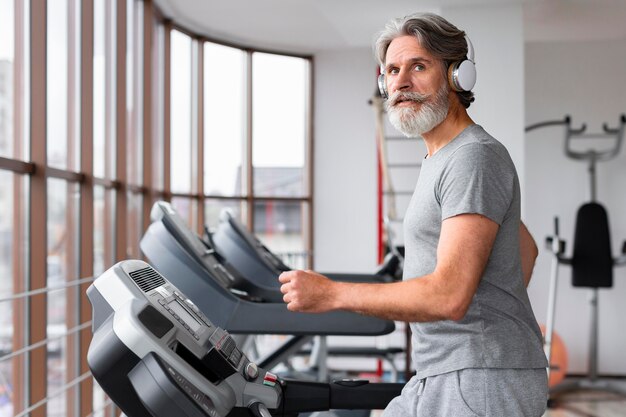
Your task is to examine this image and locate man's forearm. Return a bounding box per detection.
[332,275,461,322]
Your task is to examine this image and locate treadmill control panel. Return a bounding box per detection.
[157,290,211,341]
[124,263,247,373]
[92,260,283,417]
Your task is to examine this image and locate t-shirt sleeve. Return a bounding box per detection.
[437,143,515,225]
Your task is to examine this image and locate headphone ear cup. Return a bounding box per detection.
[448,59,476,92]
[378,73,388,99]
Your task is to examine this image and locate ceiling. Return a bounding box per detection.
[153,0,626,54]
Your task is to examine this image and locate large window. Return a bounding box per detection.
[251,53,310,265]
[201,44,312,266]
[93,0,116,180]
[203,43,246,198]
[252,52,307,197]
[170,30,193,195]
[0,1,313,415]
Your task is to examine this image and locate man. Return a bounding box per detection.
[279,13,548,417]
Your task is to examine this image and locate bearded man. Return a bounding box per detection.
[279,13,549,417]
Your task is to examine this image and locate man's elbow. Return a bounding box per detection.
[530,240,539,260]
[443,298,471,321]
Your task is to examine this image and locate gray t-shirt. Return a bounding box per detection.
[403,124,548,379]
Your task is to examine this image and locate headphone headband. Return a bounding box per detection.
[465,34,474,63]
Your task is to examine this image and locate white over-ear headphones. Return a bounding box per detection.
[448,35,476,92]
[378,34,476,99]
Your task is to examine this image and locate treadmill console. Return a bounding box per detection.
[219,209,290,273]
[88,260,281,417]
[150,201,240,289]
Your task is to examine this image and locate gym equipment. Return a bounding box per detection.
[210,208,402,290]
[377,34,476,99]
[139,202,393,336]
[87,260,403,417]
[207,206,404,380]
[528,115,626,397]
[141,202,402,379]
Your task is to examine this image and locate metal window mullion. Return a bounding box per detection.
[143,0,156,233]
[162,18,171,205]
[11,2,28,411]
[245,51,253,228]
[0,157,34,173]
[79,2,95,413]
[189,38,199,229]
[196,41,204,233]
[29,2,48,415]
[65,5,81,415]
[306,58,314,268]
[115,0,127,262]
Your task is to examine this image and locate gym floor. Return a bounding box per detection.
[544,391,626,417]
[368,390,626,416]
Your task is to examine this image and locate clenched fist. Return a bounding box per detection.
[278,270,340,313]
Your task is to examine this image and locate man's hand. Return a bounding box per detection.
[279,270,339,313]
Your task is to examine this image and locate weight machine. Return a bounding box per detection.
[527,115,626,398]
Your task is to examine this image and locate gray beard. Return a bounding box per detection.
[386,85,449,137]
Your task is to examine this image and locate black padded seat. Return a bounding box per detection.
[572,202,613,288]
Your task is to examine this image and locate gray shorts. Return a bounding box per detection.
[382,368,548,417]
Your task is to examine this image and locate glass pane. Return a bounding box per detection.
[170,30,192,193]
[0,0,14,159]
[93,0,116,179]
[47,178,80,417]
[94,185,115,277]
[0,170,13,415]
[204,43,245,197]
[126,191,143,258]
[46,0,69,169]
[46,0,80,172]
[253,200,308,269]
[204,198,246,231]
[171,197,198,234]
[252,53,307,197]
[0,171,28,416]
[126,0,143,186]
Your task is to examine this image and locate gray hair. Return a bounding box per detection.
[374,13,475,108]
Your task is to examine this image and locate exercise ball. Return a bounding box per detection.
[540,325,568,387]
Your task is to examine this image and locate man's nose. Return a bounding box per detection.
[391,70,412,94]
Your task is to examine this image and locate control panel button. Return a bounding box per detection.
[245,362,259,380]
[262,371,277,387]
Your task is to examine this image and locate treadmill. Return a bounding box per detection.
[87,260,403,417]
[139,201,393,336]
[140,202,402,378]
[211,209,402,298]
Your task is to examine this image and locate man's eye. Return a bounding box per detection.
[389,68,400,75]
[414,64,425,72]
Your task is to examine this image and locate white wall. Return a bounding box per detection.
[313,48,380,273]
[442,4,526,194]
[525,39,626,375]
[314,5,526,274]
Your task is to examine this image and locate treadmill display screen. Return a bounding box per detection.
[169,300,202,333]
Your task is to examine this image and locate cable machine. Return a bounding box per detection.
[526,115,626,398]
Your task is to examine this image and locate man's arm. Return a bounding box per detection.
[279,213,499,322]
[519,221,539,287]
